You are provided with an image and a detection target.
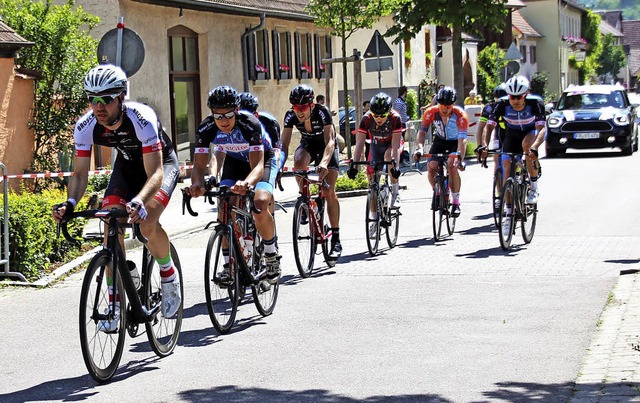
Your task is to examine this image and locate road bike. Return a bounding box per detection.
[421,153,458,241]
[496,152,538,250]
[350,160,400,256]
[183,184,278,334]
[291,169,334,278]
[479,148,504,228]
[59,208,183,383]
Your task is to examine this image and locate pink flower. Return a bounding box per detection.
[255,64,268,73]
[300,63,312,72]
[279,64,290,72]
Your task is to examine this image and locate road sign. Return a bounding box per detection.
[365,57,393,72]
[504,42,522,60]
[97,27,145,76]
[364,30,394,58]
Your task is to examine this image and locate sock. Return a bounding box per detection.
[506,206,513,215]
[157,254,176,283]
[222,248,230,265]
[331,228,340,243]
[452,192,460,204]
[530,180,538,191]
[263,237,277,255]
[369,212,378,220]
[391,183,399,195]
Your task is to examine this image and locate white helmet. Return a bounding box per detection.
[84,64,127,96]
[505,75,529,96]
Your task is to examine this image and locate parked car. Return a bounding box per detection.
[338,106,357,144]
[545,84,638,157]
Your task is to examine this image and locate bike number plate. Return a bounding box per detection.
[574,132,600,139]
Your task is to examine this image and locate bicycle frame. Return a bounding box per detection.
[294,170,332,243]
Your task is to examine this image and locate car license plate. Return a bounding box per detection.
[574,132,600,139]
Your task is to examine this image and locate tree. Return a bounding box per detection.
[569,10,601,84]
[476,43,506,100]
[388,0,508,105]
[0,0,99,187]
[306,0,400,158]
[596,33,626,83]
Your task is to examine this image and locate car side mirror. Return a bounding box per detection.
[545,102,556,114]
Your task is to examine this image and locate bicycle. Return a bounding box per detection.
[291,169,335,278]
[183,184,278,334]
[420,153,459,241]
[496,152,538,250]
[59,208,183,383]
[350,160,400,256]
[478,148,504,228]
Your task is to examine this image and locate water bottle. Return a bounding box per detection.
[242,235,253,261]
[127,260,140,290]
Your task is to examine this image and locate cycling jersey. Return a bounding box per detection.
[479,101,506,145]
[420,105,469,141]
[357,110,403,145]
[283,103,338,170]
[73,101,178,207]
[258,111,282,149]
[194,110,272,162]
[487,97,545,134]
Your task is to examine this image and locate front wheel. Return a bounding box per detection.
[79,251,126,383]
[204,229,239,334]
[521,183,538,244]
[365,188,381,256]
[145,243,183,357]
[498,178,516,251]
[251,232,279,316]
[292,198,315,277]
[385,205,400,248]
[492,168,503,228]
[432,180,445,241]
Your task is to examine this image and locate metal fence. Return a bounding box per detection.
[0,163,27,282]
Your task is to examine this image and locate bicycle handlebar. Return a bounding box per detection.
[292,169,330,189]
[57,208,147,245]
[181,185,260,217]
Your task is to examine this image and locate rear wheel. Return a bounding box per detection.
[145,243,183,357]
[292,198,315,277]
[79,251,126,383]
[204,229,239,334]
[365,188,381,256]
[432,180,445,241]
[498,179,516,250]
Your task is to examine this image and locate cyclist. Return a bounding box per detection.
[349,93,402,234]
[52,64,181,331]
[281,84,342,260]
[485,75,545,234]
[414,86,468,217]
[186,86,280,283]
[476,83,508,209]
[238,92,282,216]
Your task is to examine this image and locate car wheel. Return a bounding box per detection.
[545,145,561,158]
[622,141,633,156]
[634,127,639,152]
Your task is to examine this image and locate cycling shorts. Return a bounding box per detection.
[502,128,535,155]
[103,149,179,208]
[220,154,277,195]
[427,138,459,163]
[297,138,339,170]
[367,142,392,175]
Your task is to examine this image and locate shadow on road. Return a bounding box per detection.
[456,245,524,258]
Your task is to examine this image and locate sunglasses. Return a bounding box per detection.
[372,112,389,119]
[88,94,119,105]
[292,103,311,113]
[212,111,236,120]
[509,94,525,100]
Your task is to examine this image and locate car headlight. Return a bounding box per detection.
[547,117,563,128]
[613,114,630,126]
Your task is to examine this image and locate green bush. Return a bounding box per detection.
[87,171,110,194]
[406,89,419,120]
[310,170,368,194]
[0,188,91,281]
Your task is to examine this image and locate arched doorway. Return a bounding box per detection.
[463,49,474,98]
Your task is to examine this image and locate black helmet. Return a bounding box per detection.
[238,92,259,113]
[493,83,508,99]
[289,84,314,105]
[207,86,239,109]
[436,86,457,105]
[369,92,392,115]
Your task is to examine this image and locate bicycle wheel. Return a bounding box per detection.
[79,250,126,383]
[446,189,456,236]
[385,204,400,248]
[498,178,516,250]
[492,167,503,228]
[319,200,335,268]
[144,243,183,357]
[292,197,315,278]
[204,229,239,334]
[251,232,279,316]
[432,179,445,241]
[521,182,538,244]
[365,188,381,256]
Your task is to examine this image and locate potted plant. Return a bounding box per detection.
[255,64,268,80]
[279,63,290,80]
[300,63,311,79]
[319,63,326,79]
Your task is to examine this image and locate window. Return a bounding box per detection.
[404,38,411,67]
[314,33,332,78]
[530,45,536,64]
[295,32,313,79]
[245,28,270,81]
[273,29,292,80]
[520,45,527,63]
[424,31,431,68]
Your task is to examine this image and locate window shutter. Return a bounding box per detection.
[246,31,257,81]
[272,29,281,80]
[306,34,313,74]
[286,32,292,76]
[314,34,321,78]
[294,32,301,79]
[263,30,271,80]
[326,35,333,78]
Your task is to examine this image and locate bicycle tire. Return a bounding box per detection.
[498,178,516,250]
[521,181,538,244]
[385,199,400,249]
[365,188,381,256]
[204,229,239,334]
[292,197,315,278]
[79,250,126,383]
[319,201,335,268]
[250,231,279,316]
[492,167,503,228]
[144,243,183,357]
[446,188,456,236]
[432,179,445,241]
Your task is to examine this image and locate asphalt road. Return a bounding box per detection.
[1,148,639,402]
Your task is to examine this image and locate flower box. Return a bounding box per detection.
[255,64,268,80]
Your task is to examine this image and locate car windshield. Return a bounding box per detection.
[558,91,627,110]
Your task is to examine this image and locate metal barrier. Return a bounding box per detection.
[402,119,431,175]
[0,163,27,282]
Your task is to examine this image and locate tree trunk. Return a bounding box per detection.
[341,35,352,160]
[451,26,464,106]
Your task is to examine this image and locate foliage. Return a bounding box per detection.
[569,10,602,84]
[86,171,110,194]
[596,34,626,82]
[576,0,640,20]
[336,170,369,191]
[477,43,507,101]
[0,0,99,189]
[388,0,508,101]
[418,72,438,108]
[530,71,548,98]
[405,89,419,120]
[0,187,91,280]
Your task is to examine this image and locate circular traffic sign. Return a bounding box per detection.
[97,27,145,77]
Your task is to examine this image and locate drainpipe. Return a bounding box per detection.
[242,13,265,92]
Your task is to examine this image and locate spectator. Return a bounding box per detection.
[362,100,370,114]
[316,94,326,105]
[464,89,482,105]
[393,86,410,129]
[430,84,446,106]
